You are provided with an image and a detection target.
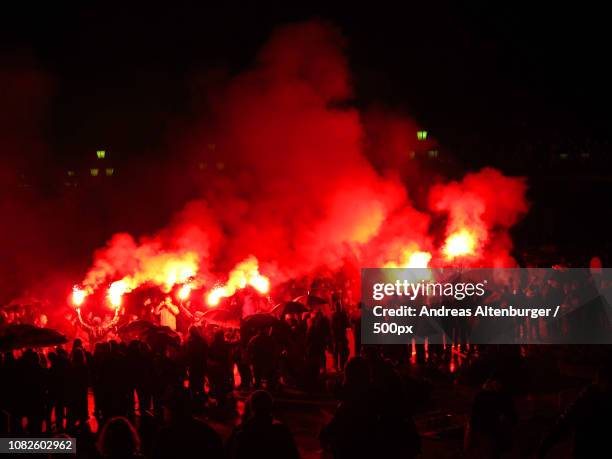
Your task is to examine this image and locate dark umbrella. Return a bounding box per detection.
[143,326,181,349]
[202,308,233,320]
[118,319,155,338]
[3,323,38,337]
[19,328,67,348]
[242,313,277,329]
[293,294,328,307]
[201,308,240,328]
[282,301,309,315]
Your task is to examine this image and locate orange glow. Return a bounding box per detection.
[405,251,432,268]
[108,280,128,309]
[206,286,228,307]
[442,229,476,260]
[384,249,432,269]
[177,283,191,301]
[82,250,199,301]
[88,252,199,309]
[71,286,87,307]
[249,272,270,294]
[205,256,270,306]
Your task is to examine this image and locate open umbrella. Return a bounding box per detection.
[0,326,66,350]
[282,301,309,316]
[19,327,67,348]
[143,326,181,350]
[118,319,155,338]
[3,323,38,337]
[200,308,240,328]
[293,294,328,307]
[242,313,277,330]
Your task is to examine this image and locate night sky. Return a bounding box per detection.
[2,2,612,167]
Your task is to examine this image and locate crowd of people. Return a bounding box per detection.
[1,271,611,458]
[0,311,424,459]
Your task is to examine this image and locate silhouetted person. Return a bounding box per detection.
[184,326,208,401]
[366,348,421,458]
[351,308,362,356]
[465,371,517,459]
[330,305,349,372]
[2,352,20,433]
[538,363,612,458]
[67,347,89,429]
[48,351,70,431]
[153,387,224,459]
[19,349,46,433]
[151,345,185,418]
[320,357,378,459]
[208,330,233,409]
[92,342,111,420]
[127,340,154,416]
[227,390,300,459]
[248,328,277,389]
[97,416,142,459]
[306,311,331,375]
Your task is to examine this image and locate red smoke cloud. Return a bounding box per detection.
[77,21,529,305]
[429,167,528,266]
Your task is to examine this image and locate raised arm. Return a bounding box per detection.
[109,307,121,327]
[76,308,93,332]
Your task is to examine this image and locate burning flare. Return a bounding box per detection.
[108,280,128,309]
[442,229,477,260]
[80,251,199,310]
[206,256,270,306]
[384,249,432,269]
[71,286,87,307]
[177,283,192,301]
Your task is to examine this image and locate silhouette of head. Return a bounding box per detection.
[344,356,370,391]
[214,330,225,342]
[72,348,86,367]
[189,325,200,338]
[248,390,273,418]
[97,416,140,458]
[162,387,194,421]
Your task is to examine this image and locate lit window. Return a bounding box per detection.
[90,168,99,176]
[67,170,76,177]
[409,151,416,159]
[559,153,569,160]
[428,149,439,158]
[96,150,106,159]
[417,130,428,141]
[105,168,114,176]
